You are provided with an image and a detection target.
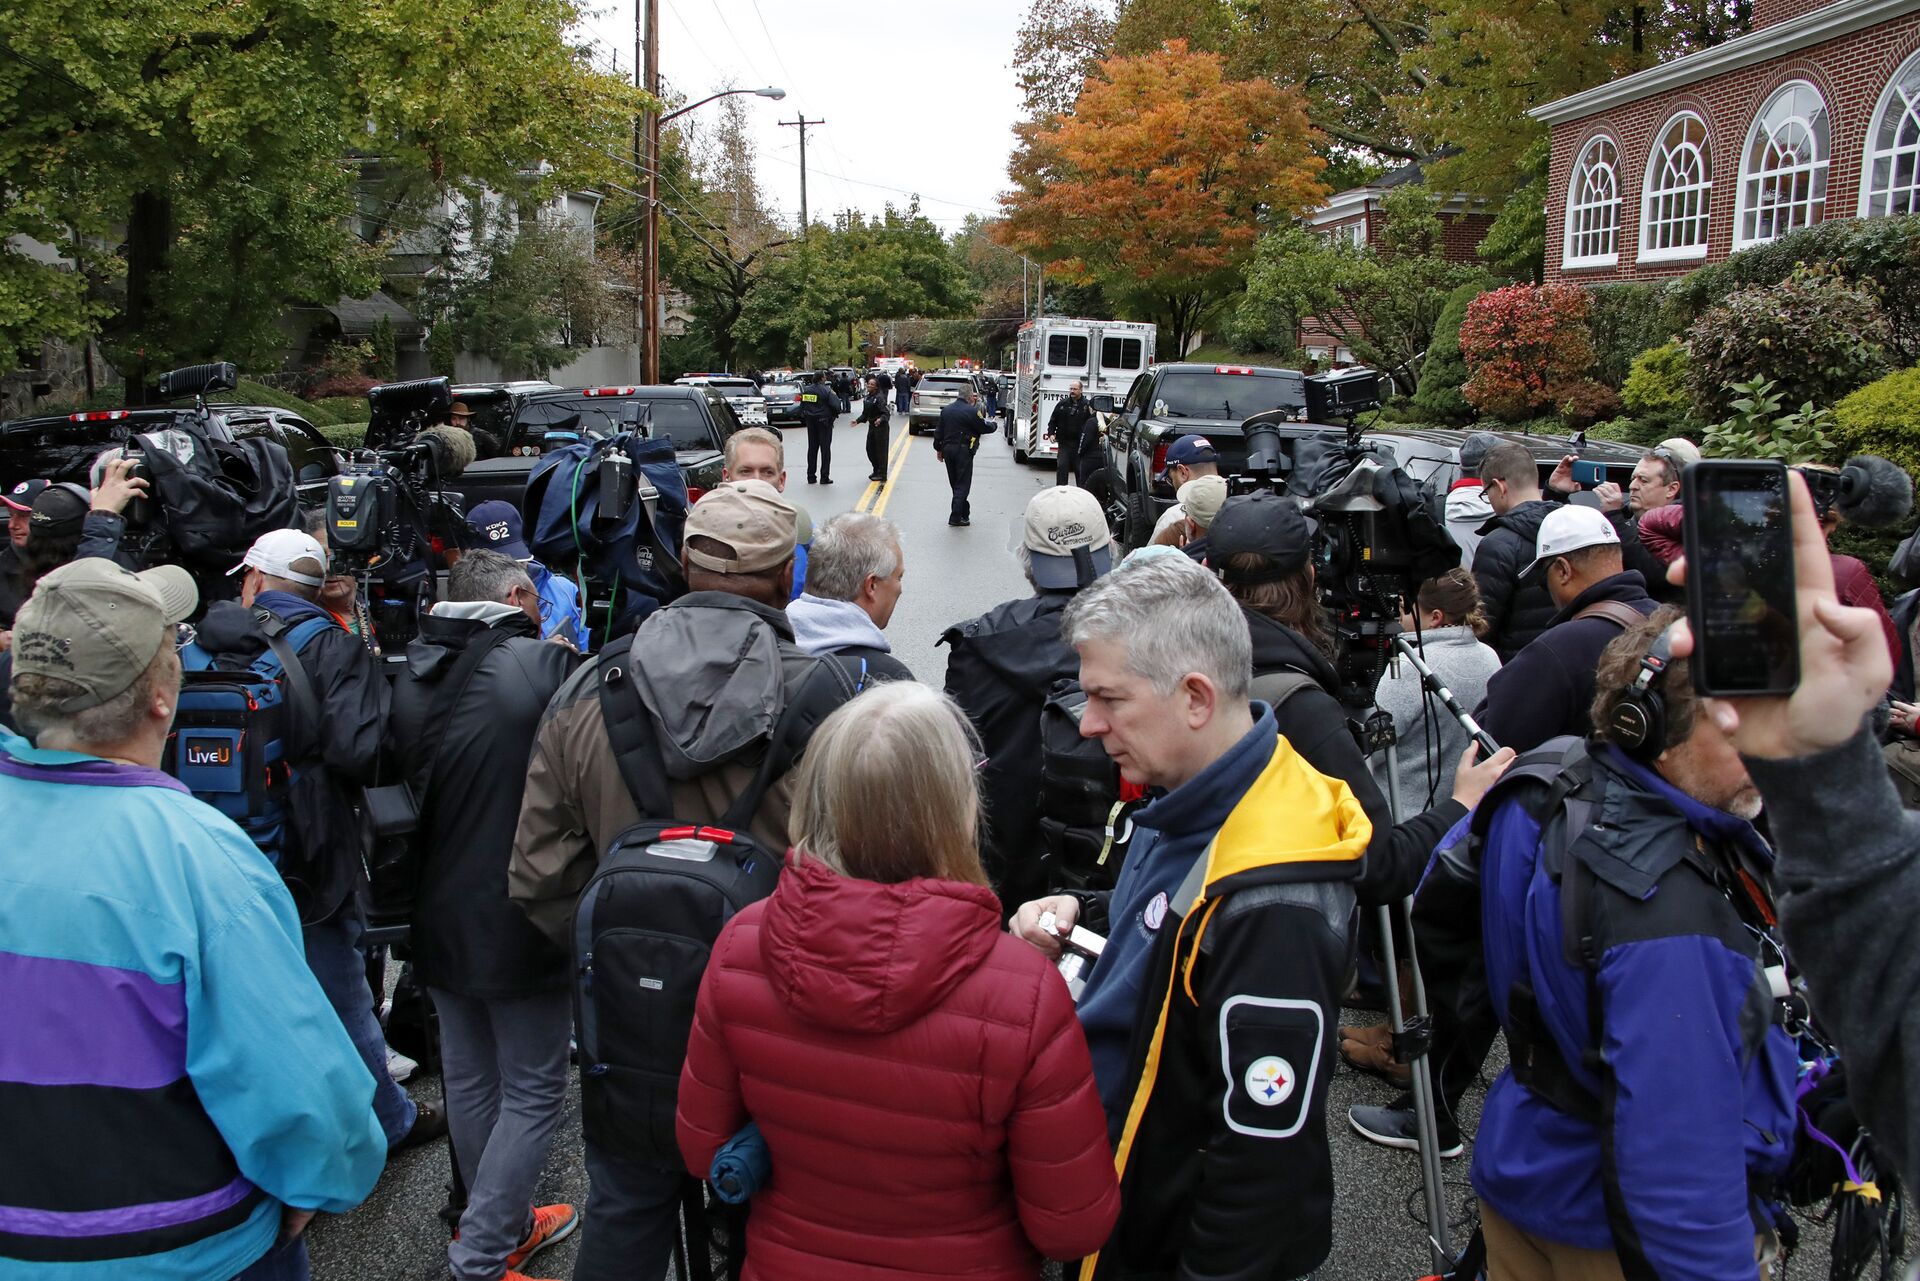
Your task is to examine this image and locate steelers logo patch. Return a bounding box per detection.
[1244,1056,1296,1107]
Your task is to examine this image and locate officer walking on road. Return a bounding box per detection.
[934,387,991,527]
[1051,381,1098,489]
[859,376,893,482]
[797,371,844,486]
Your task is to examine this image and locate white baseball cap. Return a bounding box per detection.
[1023,487,1113,590]
[231,528,330,587]
[1521,504,1620,577]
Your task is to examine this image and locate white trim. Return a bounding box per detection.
[1309,189,1381,225]
[1529,0,1920,125]
[1638,111,1714,261]
[1858,47,1920,216]
[1638,243,1711,262]
[1733,79,1831,249]
[1218,996,1324,1140]
[1564,136,1624,267]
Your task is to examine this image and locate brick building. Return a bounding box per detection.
[1534,0,1920,282]
[1297,163,1495,366]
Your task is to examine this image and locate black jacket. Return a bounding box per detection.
[197,592,390,923]
[390,609,578,997]
[941,589,1079,901]
[1474,570,1657,755]
[1607,507,1681,604]
[0,542,22,626]
[1472,499,1559,661]
[1049,396,1096,460]
[857,390,891,428]
[796,383,843,428]
[1245,607,1465,905]
[933,399,989,455]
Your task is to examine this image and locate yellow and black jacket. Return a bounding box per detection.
[1077,723,1371,1281]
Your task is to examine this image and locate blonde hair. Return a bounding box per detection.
[725,427,784,472]
[789,682,989,887]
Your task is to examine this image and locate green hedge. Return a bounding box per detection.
[1409,283,1479,425]
[1588,284,1674,388]
[318,423,367,449]
[1833,366,1920,475]
[309,396,369,425]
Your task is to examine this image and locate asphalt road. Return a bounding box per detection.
[308,404,1898,1280]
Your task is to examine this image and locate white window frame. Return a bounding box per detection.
[1734,79,1830,249]
[1638,112,1713,263]
[1859,49,1920,219]
[1563,136,1622,268]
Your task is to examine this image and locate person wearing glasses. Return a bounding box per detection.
[1551,439,1697,602]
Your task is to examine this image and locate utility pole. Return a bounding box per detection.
[639,0,661,382]
[778,114,824,367]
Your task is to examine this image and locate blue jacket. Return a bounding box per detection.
[529,559,589,651]
[0,730,385,1279]
[1471,740,1797,1280]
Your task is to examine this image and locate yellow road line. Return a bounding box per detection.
[858,425,913,515]
[871,429,915,518]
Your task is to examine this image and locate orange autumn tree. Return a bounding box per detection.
[997,40,1326,354]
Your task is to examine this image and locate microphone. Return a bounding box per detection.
[1832,454,1914,528]
[416,425,477,477]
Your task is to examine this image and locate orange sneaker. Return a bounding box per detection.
[505,1203,578,1272]
[503,1272,558,1281]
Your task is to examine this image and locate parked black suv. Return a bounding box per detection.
[450,383,737,510]
[0,403,340,510]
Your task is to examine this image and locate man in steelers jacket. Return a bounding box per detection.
[1014,553,1373,1281]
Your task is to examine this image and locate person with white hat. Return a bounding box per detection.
[1474,504,1659,756]
[195,528,445,1156]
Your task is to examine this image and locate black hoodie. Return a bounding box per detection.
[1472,498,1559,662]
[941,589,1082,903]
[1245,607,1465,905]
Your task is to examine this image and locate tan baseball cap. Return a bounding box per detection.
[1023,487,1113,590]
[684,479,798,574]
[11,559,198,711]
[1178,474,1230,530]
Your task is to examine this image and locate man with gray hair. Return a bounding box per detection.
[1011,552,1372,1281]
[787,512,912,681]
[389,548,582,1281]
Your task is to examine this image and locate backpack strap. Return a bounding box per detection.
[1249,667,1318,714]
[717,655,868,831]
[596,635,677,821]
[255,610,330,751]
[1571,599,1647,631]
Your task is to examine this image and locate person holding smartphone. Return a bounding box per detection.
[1550,443,1692,602]
[1667,471,1920,1199]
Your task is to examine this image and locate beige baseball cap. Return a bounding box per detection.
[11,559,199,711]
[1178,474,1230,530]
[1023,487,1113,590]
[685,480,799,574]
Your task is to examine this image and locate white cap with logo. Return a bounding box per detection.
[230,528,330,588]
[1521,504,1620,577]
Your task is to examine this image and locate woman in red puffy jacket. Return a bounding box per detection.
[677,681,1120,1280]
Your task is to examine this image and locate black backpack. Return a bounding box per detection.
[570,643,860,1162]
[1035,678,1137,895]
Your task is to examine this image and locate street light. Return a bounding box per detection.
[643,86,785,381]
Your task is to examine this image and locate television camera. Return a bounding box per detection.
[326,377,476,650]
[1242,368,1457,708]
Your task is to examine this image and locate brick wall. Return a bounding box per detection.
[1542,11,1920,283]
[1754,0,1835,29]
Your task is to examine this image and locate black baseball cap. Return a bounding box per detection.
[1208,490,1314,581]
[3,478,48,512]
[28,483,90,538]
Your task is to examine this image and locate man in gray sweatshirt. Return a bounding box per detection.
[785,511,913,682]
[1671,471,1917,1196]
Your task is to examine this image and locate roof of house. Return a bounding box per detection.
[324,291,423,338]
[1529,0,1920,124]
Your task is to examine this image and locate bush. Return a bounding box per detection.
[310,396,370,425]
[1410,283,1481,425]
[1460,284,1596,420]
[370,315,398,381]
[1587,284,1673,388]
[1588,415,1676,446]
[1833,366,1920,476]
[318,423,367,449]
[1703,377,1839,463]
[1684,269,1890,420]
[1556,379,1621,429]
[308,373,379,400]
[1621,341,1692,417]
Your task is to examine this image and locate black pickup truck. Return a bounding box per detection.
[1096,363,1317,545]
[448,383,739,511]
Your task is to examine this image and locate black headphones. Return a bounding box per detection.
[1607,624,1674,760]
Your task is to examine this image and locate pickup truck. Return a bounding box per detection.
[0,403,340,510]
[1096,363,1318,545]
[449,383,738,511]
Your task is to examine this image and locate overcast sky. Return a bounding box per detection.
[578,0,1030,231]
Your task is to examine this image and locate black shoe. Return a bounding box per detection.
[391,1100,448,1153]
[948,517,970,526]
[820,477,833,484]
[869,473,886,481]
[1348,1102,1463,1159]
[806,476,816,484]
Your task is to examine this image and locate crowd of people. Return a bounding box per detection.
[2,412,1919,1281]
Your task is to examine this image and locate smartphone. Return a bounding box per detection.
[1571,459,1607,488]
[1681,460,1799,696]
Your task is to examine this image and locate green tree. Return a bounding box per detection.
[441,205,621,378]
[1236,185,1488,393]
[0,0,644,393]
[1410,282,1483,423]
[369,315,398,380]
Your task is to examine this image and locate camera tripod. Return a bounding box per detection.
[1357,631,1499,1277]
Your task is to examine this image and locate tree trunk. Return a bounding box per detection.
[123,188,174,406]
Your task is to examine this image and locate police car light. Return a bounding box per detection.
[69,410,131,422]
[1215,365,1255,375]
[583,386,640,397]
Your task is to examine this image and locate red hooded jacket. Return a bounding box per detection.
[677,855,1120,1280]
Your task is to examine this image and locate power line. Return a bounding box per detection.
[754,150,1003,215]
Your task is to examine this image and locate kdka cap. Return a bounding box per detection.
[685,480,798,574]
[12,558,198,711]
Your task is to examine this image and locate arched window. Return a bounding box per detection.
[1861,50,1920,218]
[1564,137,1621,267]
[1640,113,1712,261]
[1736,80,1829,248]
